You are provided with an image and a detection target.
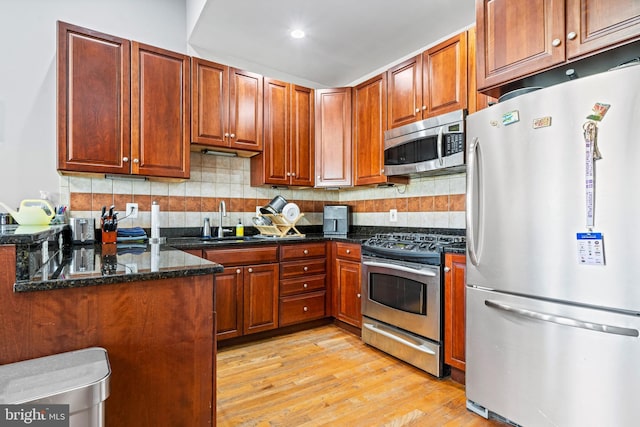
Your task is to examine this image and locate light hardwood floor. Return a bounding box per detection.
[217,325,505,426]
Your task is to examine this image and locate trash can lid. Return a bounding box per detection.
[0,347,110,405]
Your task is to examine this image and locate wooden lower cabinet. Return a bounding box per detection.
[204,245,279,340]
[332,242,362,328]
[0,246,215,426]
[444,253,466,382]
[279,242,328,326]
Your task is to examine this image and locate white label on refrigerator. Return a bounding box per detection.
[577,232,605,265]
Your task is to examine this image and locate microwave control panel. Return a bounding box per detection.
[444,133,464,155]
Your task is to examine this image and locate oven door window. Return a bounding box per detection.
[369,272,426,315]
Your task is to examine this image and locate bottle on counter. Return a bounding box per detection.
[236,219,244,237]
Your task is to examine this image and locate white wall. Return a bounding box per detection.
[0,0,186,209]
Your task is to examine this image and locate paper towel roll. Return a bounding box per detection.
[151,201,160,240]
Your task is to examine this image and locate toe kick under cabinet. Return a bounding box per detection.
[278,242,328,326]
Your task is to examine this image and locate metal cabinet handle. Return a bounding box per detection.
[303,249,309,255]
[485,299,640,337]
[230,133,235,138]
[552,38,562,47]
[303,306,308,312]
[133,158,139,164]
[291,172,296,177]
[444,266,451,273]
[357,293,361,298]
[224,132,230,137]
[236,269,241,274]
[567,31,577,40]
[303,266,308,272]
[415,108,420,113]
[123,157,129,162]
[248,268,253,273]
[422,105,426,110]
[303,283,308,288]
[346,249,351,254]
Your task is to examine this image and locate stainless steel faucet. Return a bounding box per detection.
[218,200,226,238]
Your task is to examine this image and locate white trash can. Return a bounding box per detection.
[0,347,110,427]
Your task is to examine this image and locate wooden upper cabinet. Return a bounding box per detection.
[353,73,388,186]
[191,58,263,152]
[58,22,190,178]
[315,88,352,188]
[251,79,314,187]
[423,32,468,117]
[131,42,190,178]
[57,22,131,175]
[191,58,228,146]
[387,55,422,129]
[467,26,497,113]
[289,85,315,186]
[565,0,640,59]
[476,0,565,91]
[387,32,468,130]
[476,0,640,93]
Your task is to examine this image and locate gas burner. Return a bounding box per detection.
[362,232,465,265]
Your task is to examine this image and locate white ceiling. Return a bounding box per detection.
[188,0,475,88]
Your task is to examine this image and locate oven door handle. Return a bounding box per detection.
[363,323,436,355]
[362,261,437,277]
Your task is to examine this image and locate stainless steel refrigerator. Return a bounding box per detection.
[465,64,640,427]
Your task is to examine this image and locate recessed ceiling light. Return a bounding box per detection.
[290,29,305,39]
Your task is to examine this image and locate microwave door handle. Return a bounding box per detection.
[437,126,444,165]
[362,261,436,277]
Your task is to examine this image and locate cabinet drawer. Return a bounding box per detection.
[335,242,361,261]
[280,258,326,279]
[279,242,326,260]
[279,291,326,326]
[203,245,278,266]
[280,274,326,296]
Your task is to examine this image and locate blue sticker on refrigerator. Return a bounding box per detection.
[576,232,605,265]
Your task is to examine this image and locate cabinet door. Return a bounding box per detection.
[315,88,352,187]
[191,57,229,147]
[334,257,362,328]
[289,85,315,186]
[57,22,131,175]
[229,68,263,151]
[566,0,640,59]
[444,253,466,371]
[243,263,279,334]
[216,266,243,340]
[386,55,422,129]
[353,73,388,186]
[423,32,468,117]
[261,78,290,185]
[131,42,190,178]
[467,26,497,114]
[476,0,565,90]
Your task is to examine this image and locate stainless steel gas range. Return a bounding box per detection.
[360,232,465,378]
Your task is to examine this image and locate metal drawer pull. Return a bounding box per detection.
[485,300,639,337]
[303,283,308,288]
[236,269,241,274]
[303,266,308,271]
[303,249,309,254]
[248,268,253,273]
[363,261,436,277]
[303,306,308,312]
[363,323,435,355]
[346,249,351,254]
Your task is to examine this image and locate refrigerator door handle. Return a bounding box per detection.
[466,137,481,266]
[485,299,640,337]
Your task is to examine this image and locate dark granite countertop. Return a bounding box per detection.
[0,224,67,244]
[14,243,223,293]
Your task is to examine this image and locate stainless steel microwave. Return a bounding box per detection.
[383,109,466,176]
